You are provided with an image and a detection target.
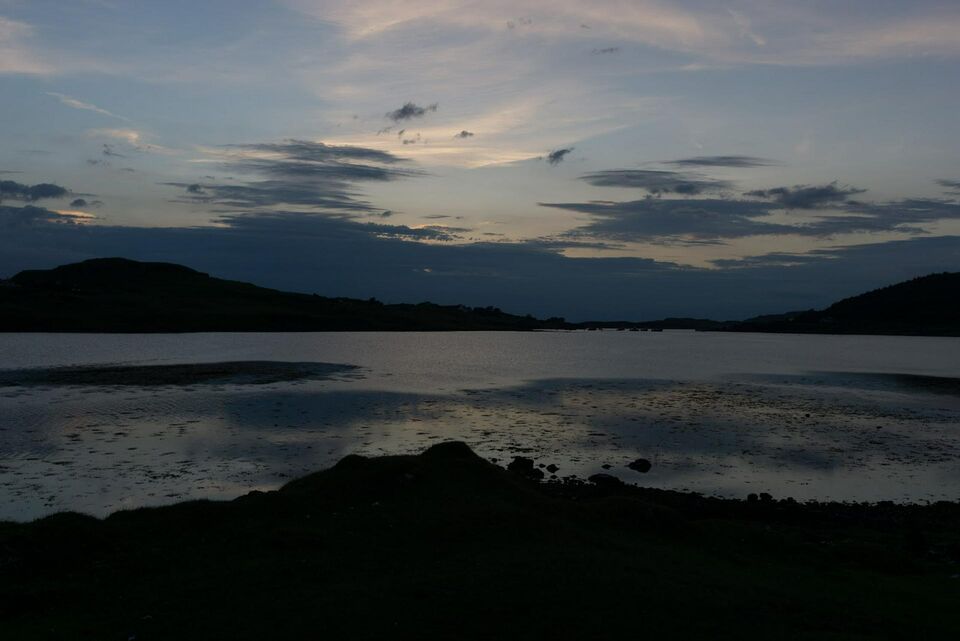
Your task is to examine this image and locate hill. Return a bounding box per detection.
[0,258,570,332]
[731,272,960,336]
[3,259,957,335]
[573,273,960,336]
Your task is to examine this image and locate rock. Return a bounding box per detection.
[627,458,652,473]
[507,456,535,473]
[422,441,478,460]
[588,473,623,489]
[507,456,544,480]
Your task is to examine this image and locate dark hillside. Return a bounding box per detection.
[732,272,960,336]
[0,258,570,332]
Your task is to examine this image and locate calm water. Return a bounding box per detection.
[2,331,959,520]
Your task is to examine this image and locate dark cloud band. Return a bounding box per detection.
[0,180,69,203]
[581,169,732,195]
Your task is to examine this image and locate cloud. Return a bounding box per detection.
[0,17,52,75]
[839,198,960,230]
[546,148,573,166]
[216,211,466,242]
[709,236,960,278]
[285,1,960,66]
[167,180,378,212]
[231,139,402,164]
[581,169,732,195]
[168,138,422,213]
[591,47,620,54]
[454,130,475,139]
[84,127,177,157]
[69,198,88,208]
[87,128,144,146]
[543,195,960,243]
[0,205,87,228]
[0,180,69,203]
[101,144,126,158]
[543,198,787,241]
[745,182,866,209]
[665,155,780,168]
[386,102,438,122]
[46,92,127,120]
[228,158,419,182]
[937,179,960,194]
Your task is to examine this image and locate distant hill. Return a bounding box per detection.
[729,272,960,336]
[3,259,957,335]
[0,258,570,332]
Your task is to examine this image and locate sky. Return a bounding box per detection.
[1,0,959,320]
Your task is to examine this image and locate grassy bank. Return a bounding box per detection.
[2,442,957,640]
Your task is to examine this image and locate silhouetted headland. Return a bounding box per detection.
[1,442,956,639]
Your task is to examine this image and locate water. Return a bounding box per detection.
[1,331,959,520]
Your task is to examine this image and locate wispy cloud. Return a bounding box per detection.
[542,182,960,244]
[0,16,52,75]
[665,155,780,168]
[169,138,422,213]
[285,1,960,65]
[937,179,960,194]
[46,92,128,120]
[87,128,144,145]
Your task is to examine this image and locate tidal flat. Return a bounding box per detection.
[1,331,959,520]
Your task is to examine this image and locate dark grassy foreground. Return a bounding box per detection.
[2,443,958,640]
